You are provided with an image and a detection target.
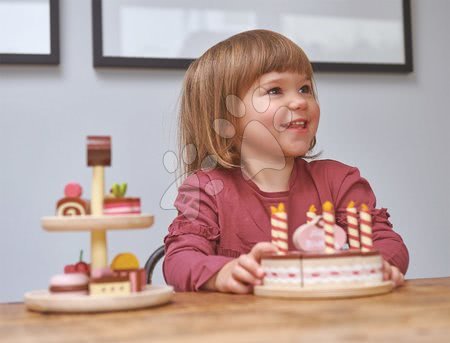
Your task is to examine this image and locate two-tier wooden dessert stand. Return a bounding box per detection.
[24,136,173,313]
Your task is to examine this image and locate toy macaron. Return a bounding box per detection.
[48,273,89,296]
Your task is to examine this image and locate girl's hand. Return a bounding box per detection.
[382,259,405,287]
[209,242,279,294]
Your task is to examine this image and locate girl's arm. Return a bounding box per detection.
[163,171,280,293]
[163,221,234,291]
[162,172,233,291]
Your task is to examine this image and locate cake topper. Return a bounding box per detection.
[111,252,140,271]
[64,250,90,276]
[110,182,128,198]
[64,182,83,198]
[292,212,347,252]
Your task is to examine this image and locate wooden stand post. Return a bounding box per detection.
[91,166,107,269]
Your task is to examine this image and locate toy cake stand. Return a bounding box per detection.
[254,281,394,299]
[24,285,173,313]
[25,213,174,313]
[41,214,154,232]
[24,136,174,313]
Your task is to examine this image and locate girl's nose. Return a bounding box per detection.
[288,94,307,111]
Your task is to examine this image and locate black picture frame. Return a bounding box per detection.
[0,0,60,65]
[92,0,413,73]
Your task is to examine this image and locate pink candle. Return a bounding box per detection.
[346,201,360,250]
[322,201,336,254]
[270,202,288,255]
[359,203,374,252]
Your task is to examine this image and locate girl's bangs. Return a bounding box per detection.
[234,32,314,95]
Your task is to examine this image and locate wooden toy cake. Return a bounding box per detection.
[254,201,394,299]
[24,136,173,313]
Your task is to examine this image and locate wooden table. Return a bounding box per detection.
[1,278,449,342]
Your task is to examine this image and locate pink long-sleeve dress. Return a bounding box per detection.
[162,158,409,292]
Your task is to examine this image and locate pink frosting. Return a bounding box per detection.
[90,267,114,279]
[49,273,89,286]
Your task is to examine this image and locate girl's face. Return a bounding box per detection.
[236,71,320,161]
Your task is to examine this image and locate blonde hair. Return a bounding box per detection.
[177,29,322,178]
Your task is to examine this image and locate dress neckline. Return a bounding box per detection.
[236,158,299,198]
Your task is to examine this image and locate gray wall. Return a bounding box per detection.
[1,0,449,302]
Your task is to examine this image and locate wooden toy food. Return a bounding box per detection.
[255,201,393,299]
[56,182,90,216]
[103,183,141,215]
[25,136,172,314]
[64,250,90,275]
[49,273,89,296]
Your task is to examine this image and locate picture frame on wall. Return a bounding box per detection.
[92,0,413,73]
[0,0,59,65]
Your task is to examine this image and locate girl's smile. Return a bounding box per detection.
[282,118,310,134]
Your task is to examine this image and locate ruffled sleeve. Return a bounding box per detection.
[333,166,409,275]
[162,172,233,291]
[335,207,394,230]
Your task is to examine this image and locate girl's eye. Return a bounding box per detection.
[267,87,281,95]
[299,85,311,94]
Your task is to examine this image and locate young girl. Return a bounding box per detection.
[162,29,409,294]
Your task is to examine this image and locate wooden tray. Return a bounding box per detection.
[254,281,394,299]
[24,285,174,313]
[41,214,154,232]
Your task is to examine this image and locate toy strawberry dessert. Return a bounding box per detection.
[103,183,141,215]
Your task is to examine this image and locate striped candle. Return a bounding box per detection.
[359,203,374,252]
[346,201,361,250]
[270,202,288,255]
[306,204,317,223]
[322,201,336,254]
